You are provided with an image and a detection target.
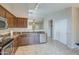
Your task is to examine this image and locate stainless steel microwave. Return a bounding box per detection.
[0,17,8,29]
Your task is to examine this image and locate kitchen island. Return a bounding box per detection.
[17,31,47,46]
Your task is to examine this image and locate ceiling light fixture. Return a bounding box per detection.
[28,3,40,20]
[35,3,40,10]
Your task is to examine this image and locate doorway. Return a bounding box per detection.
[49,20,53,41]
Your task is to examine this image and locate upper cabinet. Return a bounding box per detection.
[0,5,15,28]
[15,17,28,28]
[0,5,6,18]
[6,12,15,28]
[0,5,28,28]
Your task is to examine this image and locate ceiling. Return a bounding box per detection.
[1,3,79,18]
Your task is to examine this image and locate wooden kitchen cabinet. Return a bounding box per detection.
[12,36,18,54]
[0,5,28,28]
[18,34,29,46]
[28,33,40,44]
[0,5,15,28]
[0,5,6,18]
[15,17,28,28]
[18,33,40,46]
[6,12,15,28]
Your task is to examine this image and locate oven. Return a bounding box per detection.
[1,39,13,55]
[2,41,13,55]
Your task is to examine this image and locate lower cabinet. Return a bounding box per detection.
[18,35,29,46]
[18,32,47,46]
[12,37,18,54]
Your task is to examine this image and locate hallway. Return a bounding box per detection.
[15,40,79,55]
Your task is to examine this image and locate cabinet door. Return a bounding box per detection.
[24,19,27,27]
[13,18,17,27]
[18,35,29,46]
[12,37,18,54]
[18,33,40,46]
[0,6,6,18]
[15,18,28,28]
[6,12,14,27]
[28,33,40,44]
[15,18,21,27]
[12,40,16,54]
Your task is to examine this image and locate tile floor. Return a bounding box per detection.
[15,40,79,55]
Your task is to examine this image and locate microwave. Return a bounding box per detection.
[0,17,8,29]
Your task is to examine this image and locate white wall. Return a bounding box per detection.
[52,8,72,45]
[43,8,73,47]
[53,19,67,44]
[45,7,79,48]
[71,7,79,48]
[43,18,51,38]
